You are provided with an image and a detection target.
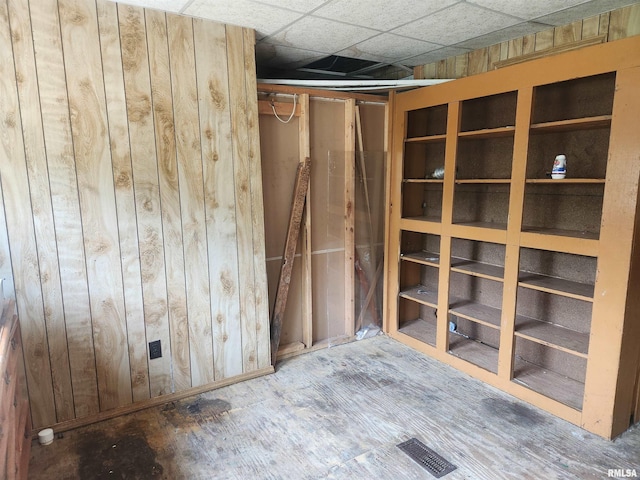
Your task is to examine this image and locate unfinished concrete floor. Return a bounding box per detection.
[29,335,639,479]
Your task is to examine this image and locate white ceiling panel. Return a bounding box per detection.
[184,0,303,38]
[466,0,591,21]
[253,0,331,14]
[263,16,377,53]
[339,34,442,63]
[392,3,522,45]
[313,0,458,31]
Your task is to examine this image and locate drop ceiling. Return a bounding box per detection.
[114,0,639,78]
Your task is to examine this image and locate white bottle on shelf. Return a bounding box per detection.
[551,154,566,179]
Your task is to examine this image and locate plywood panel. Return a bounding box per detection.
[467,48,489,75]
[167,13,212,388]
[59,0,132,411]
[96,0,150,404]
[227,25,258,372]
[194,19,242,380]
[582,15,601,39]
[609,3,640,40]
[119,5,172,397]
[535,28,554,52]
[554,21,582,46]
[8,0,74,422]
[0,0,55,427]
[243,28,271,370]
[30,0,99,420]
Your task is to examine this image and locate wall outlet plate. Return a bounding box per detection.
[149,340,162,360]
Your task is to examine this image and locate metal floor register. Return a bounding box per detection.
[397,438,457,478]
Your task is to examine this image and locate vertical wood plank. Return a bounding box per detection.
[382,93,393,334]
[609,3,640,40]
[146,8,187,393]
[508,37,523,58]
[96,0,150,404]
[422,63,436,79]
[436,59,447,79]
[535,28,554,51]
[0,0,56,428]
[467,48,488,75]
[242,28,270,368]
[582,15,601,39]
[454,54,468,78]
[488,43,502,70]
[553,20,582,46]
[29,0,99,419]
[344,99,356,337]
[167,13,214,387]
[599,12,611,39]
[445,56,456,78]
[499,41,509,61]
[227,25,258,372]
[298,94,313,350]
[0,183,13,300]
[58,0,132,410]
[522,34,535,55]
[194,19,242,380]
[119,4,172,396]
[8,0,74,422]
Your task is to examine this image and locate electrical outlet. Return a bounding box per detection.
[149,340,162,360]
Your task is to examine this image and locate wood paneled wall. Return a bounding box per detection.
[0,0,270,430]
[415,4,640,79]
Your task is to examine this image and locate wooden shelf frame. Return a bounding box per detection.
[405,133,447,143]
[386,36,640,439]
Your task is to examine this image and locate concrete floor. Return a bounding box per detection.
[29,335,639,479]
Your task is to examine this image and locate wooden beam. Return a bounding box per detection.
[344,99,356,337]
[270,159,311,366]
[298,94,313,349]
[258,99,301,118]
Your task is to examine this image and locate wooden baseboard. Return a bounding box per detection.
[31,366,274,437]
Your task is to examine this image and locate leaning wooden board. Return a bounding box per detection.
[0,300,31,480]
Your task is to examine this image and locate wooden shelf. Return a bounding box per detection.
[448,333,498,374]
[520,226,599,240]
[400,217,442,235]
[526,178,605,184]
[403,215,441,224]
[513,358,584,411]
[401,251,440,267]
[518,272,594,301]
[458,126,515,139]
[451,257,504,281]
[515,315,589,358]
[455,179,511,184]
[405,133,447,143]
[529,115,612,133]
[449,299,501,329]
[398,317,437,347]
[403,179,444,184]
[520,230,598,257]
[399,285,439,308]
[453,221,508,231]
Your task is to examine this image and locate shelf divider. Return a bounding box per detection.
[451,257,504,281]
[399,284,439,308]
[529,115,611,133]
[526,178,605,184]
[518,272,594,301]
[458,126,515,139]
[400,251,440,267]
[405,133,447,143]
[449,299,501,329]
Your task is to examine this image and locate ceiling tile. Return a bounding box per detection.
[402,46,472,67]
[253,0,331,13]
[466,0,591,20]
[455,21,552,49]
[393,3,522,45]
[184,0,303,38]
[532,0,640,25]
[113,0,191,12]
[256,42,326,68]
[263,16,378,53]
[313,0,458,31]
[339,34,442,62]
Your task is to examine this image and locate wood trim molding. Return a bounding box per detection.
[494,35,606,69]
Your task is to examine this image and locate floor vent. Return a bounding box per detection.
[397,438,457,478]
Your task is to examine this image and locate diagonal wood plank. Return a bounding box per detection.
[271,159,311,365]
